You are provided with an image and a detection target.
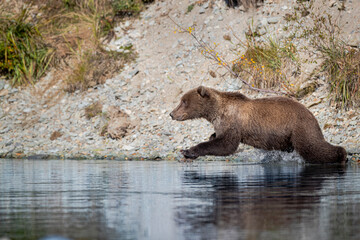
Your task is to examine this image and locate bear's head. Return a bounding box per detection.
[170,86,217,121]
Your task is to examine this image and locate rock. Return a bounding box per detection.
[333,135,342,144]
[203,2,209,9]
[122,145,135,151]
[78,101,90,109]
[23,108,32,113]
[0,89,9,97]
[113,37,132,49]
[126,69,139,79]
[257,27,267,36]
[144,15,152,20]
[267,17,281,24]
[204,16,214,25]
[124,21,131,28]
[105,106,133,140]
[199,7,206,14]
[129,30,142,39]
[5,139,13,146]
[27,154,51,160]
[329,0,337,7]
[347,147,360,155]
[3,83,10,90]
[176,60,183,67]
[0,79,5,90]
[349,120,357,125]
[348,32,360,48]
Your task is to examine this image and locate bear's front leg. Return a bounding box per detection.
[181,136,239,159]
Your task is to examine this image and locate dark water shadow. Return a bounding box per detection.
[176,164,349,240]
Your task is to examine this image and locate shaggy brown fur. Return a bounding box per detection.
[170,86,347,164]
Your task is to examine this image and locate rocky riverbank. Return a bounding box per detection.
[1,0,359,162]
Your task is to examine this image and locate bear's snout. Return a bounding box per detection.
[170,109,187,121]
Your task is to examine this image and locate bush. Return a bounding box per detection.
[232,32,299,90]
[112,0,144,16]
[284,2,360,108]
[320,41,360,108]
[64,46,136,92]
[0,8,53,86]
[85,101,103,119]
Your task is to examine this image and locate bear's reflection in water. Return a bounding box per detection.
[176,164,346,240]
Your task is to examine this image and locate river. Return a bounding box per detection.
[0,159,359,240]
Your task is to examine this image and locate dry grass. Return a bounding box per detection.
[50,130,63,140]
[232,34,299,91]
[283,1,360,108]
[64,47,136,92]
[320,43,360,108]
[85,101,103,119]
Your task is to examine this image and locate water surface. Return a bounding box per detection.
[0,159,359,240]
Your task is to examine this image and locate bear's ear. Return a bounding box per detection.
[197,86,209,98]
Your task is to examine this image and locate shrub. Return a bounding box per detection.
[187,3,195,14]
[232,32,299,90]
[0,8,53,86]
[112,0,144,16]
[320,41,360,108]
[284,2,360,108]
[64,46,136,92]
[85,101,103,119]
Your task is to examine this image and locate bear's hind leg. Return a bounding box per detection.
[292,129,346,164]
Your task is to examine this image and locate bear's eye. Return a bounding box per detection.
[182,100,187,106]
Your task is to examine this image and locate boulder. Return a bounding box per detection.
[105,106,132,139]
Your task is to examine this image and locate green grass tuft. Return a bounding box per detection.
[319,41,360,108]
[0,8,53,86]
[112,0,144,17]
[186,4,195,14]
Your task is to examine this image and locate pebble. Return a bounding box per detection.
[267,17,281,24]
[23,108,32,113]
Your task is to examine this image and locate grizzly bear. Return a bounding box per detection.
[170,86,347,164]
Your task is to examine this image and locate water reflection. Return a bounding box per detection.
[177,164,349,240]
[0,160,359,240]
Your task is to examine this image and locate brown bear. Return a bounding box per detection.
[170,86,347,164]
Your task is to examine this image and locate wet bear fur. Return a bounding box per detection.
[170,86,347,164]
